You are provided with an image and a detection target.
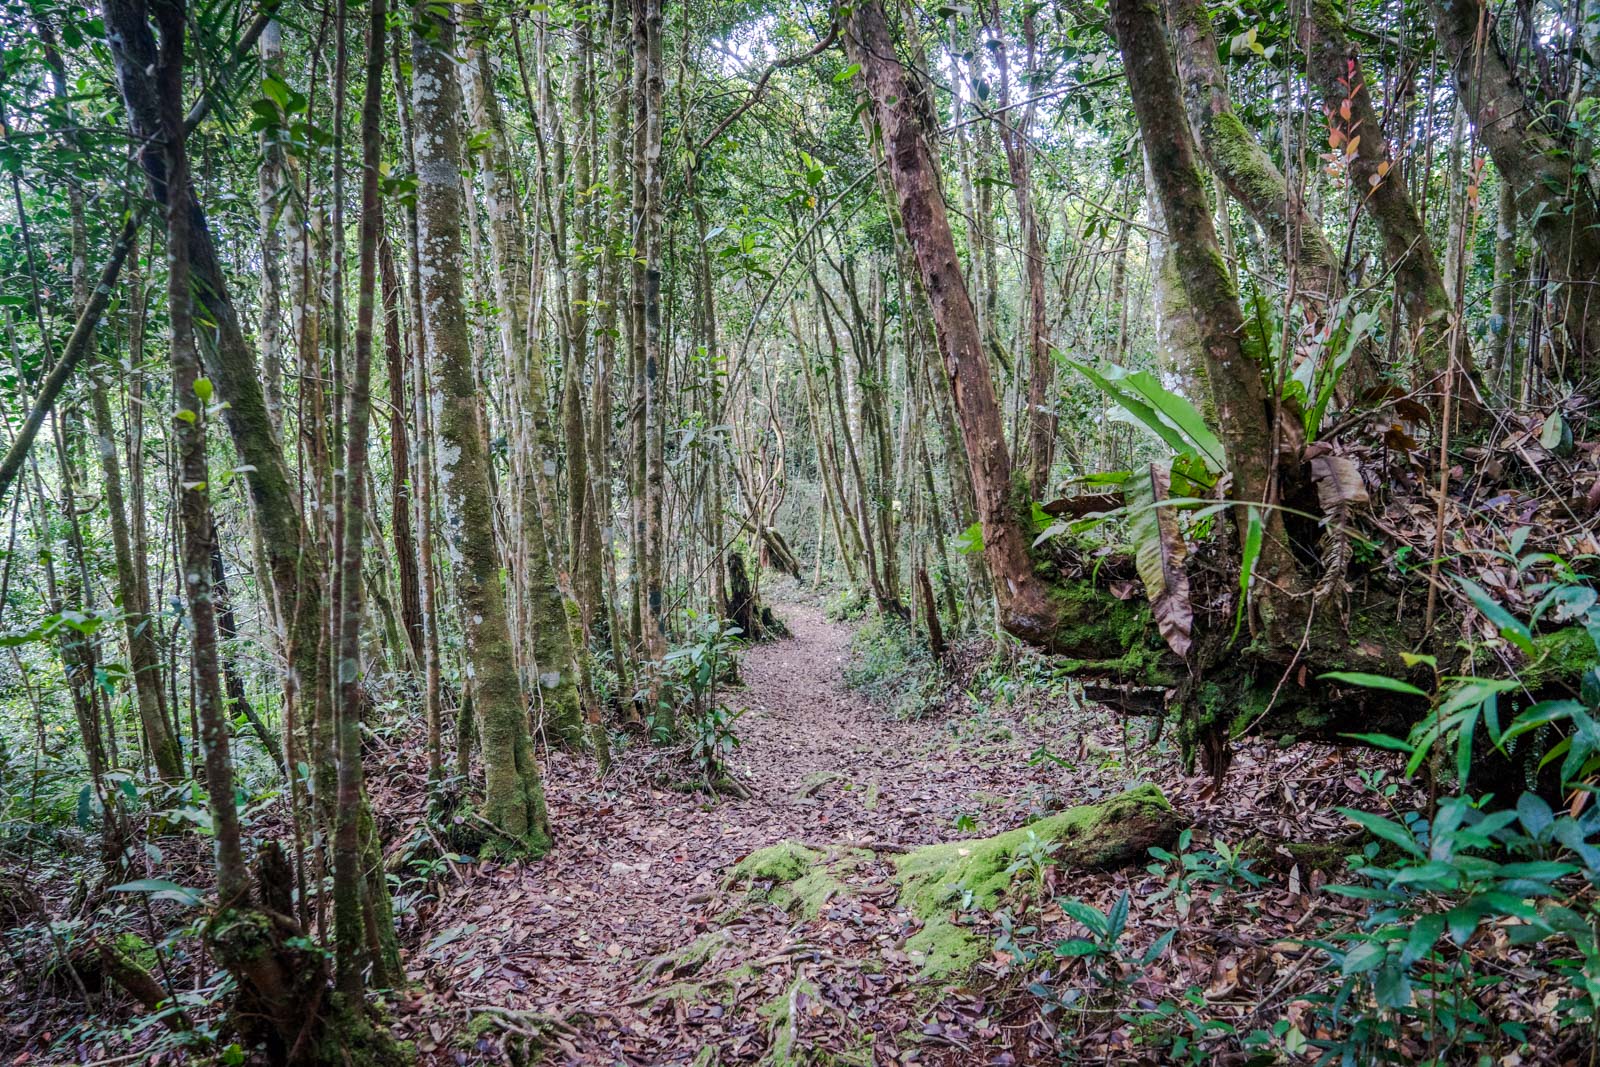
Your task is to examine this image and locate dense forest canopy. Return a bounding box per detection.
[1,0,1600,1060]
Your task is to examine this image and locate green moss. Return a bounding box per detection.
[113,932,157,974]
[1204,111,1294,223]
[730,841,825,885]
[1525,625,1594,688]
[727,842,865,919]
[316,992,414,1067]
[1045,581,1174,684]
[894,785,1174,977]
[638,929,733,984]
[759,976,821,1066]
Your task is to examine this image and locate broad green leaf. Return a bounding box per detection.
[1066,358,1224,471]
[1319,671,1430,698]
[1456,576,1536,655]
[110,878,204,906]
[1339,732,1414,752]
[953,521,984,556]
[1338,807,1424,857]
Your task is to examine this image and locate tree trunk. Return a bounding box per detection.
[845,0,1076,652]
[412,0,551,853]
[987,2,1056,498]
[461,14,585,748]
[1302,0,1481,404]
[1163,0,1378,393]
[1110,0,1304,640]
[1492,182,1522,397]
[1428,0,1600,378]
[142,3,340,1057]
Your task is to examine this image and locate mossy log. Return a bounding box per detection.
[893,785,1182,977]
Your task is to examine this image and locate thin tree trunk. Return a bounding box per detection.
[332,0,385,995]
[412,0,551,851]
[845,0,1068,650]
[987,2,1055,497]
[1428,0,1600,377]
[1302,0,1481,403]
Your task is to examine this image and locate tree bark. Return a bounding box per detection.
[412,0,551,852]
[845,0,1071,651]
[1428,0,1600,378]
[987,3,1056,498]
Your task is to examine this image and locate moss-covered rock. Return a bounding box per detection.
[730,841,826,885]
[893,785,1182,978]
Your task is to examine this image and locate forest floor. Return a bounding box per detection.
[391,597,1405,1066]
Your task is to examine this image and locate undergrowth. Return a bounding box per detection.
[842,614,944,718]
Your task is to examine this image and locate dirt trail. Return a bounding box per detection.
[407,601,1067,1064]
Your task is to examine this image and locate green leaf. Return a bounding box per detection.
[1339,732,1415,752]
[1319,672,1430,698]
[1066,358,1225,471]
[1338,807,1424,857]
[1341,939,1385,975]
[1374,959,1413,1008]
[1054,938,1100,957]
[260,73,291,111]
[193,377,214,402]
[1402,913,1444,965]
[110,878,204,906]
[953,521,984,556]
[1456,576,1536,655]
[1502,699,1583,744]
[834,63,861,82]
[1231,505,1262,644]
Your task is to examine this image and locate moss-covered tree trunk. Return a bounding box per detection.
[1164,0,1376,394]
[413,0,551,854]
[1112,0,1305,646]
[461,16,586,749]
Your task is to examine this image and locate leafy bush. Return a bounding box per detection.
[842,614,943,719]
[1008,552,1600,1063]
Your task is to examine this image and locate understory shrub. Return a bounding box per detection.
[843,614,943,718]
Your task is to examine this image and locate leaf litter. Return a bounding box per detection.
[394,599,1443,1065]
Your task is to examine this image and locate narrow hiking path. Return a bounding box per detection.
[401,600,1081,1064]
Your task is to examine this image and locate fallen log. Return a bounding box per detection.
[893,785,1182,977]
